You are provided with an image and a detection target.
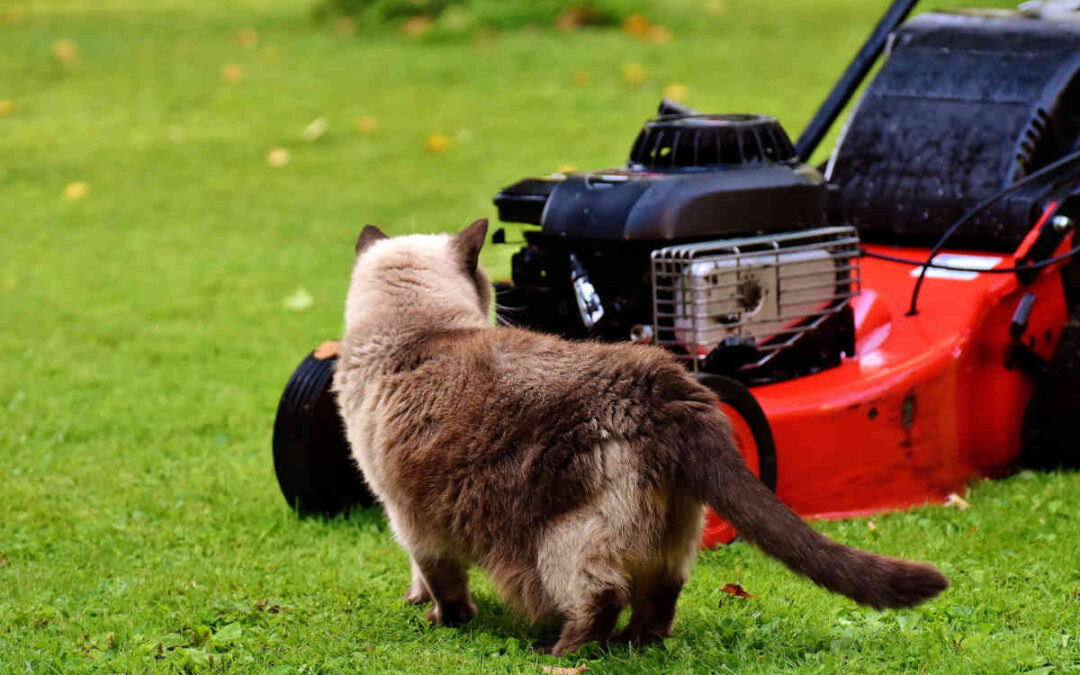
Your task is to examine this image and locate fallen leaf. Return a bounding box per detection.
[221,63,243,82]
[557,164,577,174]
[302,117,328,142]
[945,493,970,510]
[283,287,313,311]
[966,524,978,538]
[622,14,651,38]
[622,62,646,86]
[314,341,340,360]
[645,25,671,44]
[354,116,379,134]
[266,148,290,168]
[2,9,24,24]
[334,17,356,37]
[663,83,687,103]
[572,70,590,85]
[63,181,89,200]
[721,583,753,598]
[0,100,13,117]
[425,133,451,154]
[53,39,78,64]
[556,5,597,32]
[234,28,258,49]
[541,666,588,675]
[402,15,433,38]
[0,553,7,568]
[867,520,877,532]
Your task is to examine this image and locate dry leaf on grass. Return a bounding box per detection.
[0,100,13,117]
[0,553,7,568]
[354,116,379,133]
[403,15,433,38]
[266,148,290,168]
[541,665,588,675]
[302,117,328,142]
[283,286,313,311]
[867,520,878,532]
[572,70,590,85]
[63,182,89,200]
[53,39,78,64]
[234,28,258,49]
[945,493,970,510]
[663,83,687,103]
[426,133,451,154]
[221,63,243,82]
[721,583,753,598]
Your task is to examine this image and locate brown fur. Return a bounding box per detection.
[332,220,948,657]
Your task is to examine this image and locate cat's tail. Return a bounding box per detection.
[678,407,948,609]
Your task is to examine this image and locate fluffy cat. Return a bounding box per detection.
[332,219,947,656]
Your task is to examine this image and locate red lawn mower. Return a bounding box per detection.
[273,0,1080,548]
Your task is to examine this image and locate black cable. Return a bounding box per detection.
[862,244,1080,274]
[907,148,1080,316]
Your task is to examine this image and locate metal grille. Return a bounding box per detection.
[650,226,861,371]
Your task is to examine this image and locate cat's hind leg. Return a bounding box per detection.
[612,570,686,646]
[550,586,627,657]
[414,556,477,626]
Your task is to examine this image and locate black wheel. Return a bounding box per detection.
[272,348,376,516]
[697,374,778,491]
[1021,307,1080,469]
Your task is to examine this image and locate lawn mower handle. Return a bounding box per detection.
[794,0,919,162]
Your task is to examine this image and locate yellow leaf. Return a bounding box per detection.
[403,15,433,38]
[52,39,78,64]
[557,164,577,174]
[425,133,451,154]
[354,116,379,134]
[2,9,24,24]
[0,100,13,117]
[622,14,651,39]
[663,83,687,103]
[221,63,243,83]
[622,62,647,86]
[63,182,88,200]
[234,28,258,49]
[266,148,290,168]
[334,17,356,37]
[945,493,970,510]
[645,25,671,44]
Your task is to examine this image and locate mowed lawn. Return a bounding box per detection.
[2,0,1079,672]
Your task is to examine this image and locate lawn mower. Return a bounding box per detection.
[272,0,1080,548]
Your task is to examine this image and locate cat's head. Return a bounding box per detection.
[344,219,491,331]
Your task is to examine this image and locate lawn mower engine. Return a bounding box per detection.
[493,110,860,385]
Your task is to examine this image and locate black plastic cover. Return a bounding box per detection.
[827,12,1080,251]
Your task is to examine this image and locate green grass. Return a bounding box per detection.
[2,0,1079,672]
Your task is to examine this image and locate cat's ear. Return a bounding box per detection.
[454,218,488,272]
[355,225,388,256]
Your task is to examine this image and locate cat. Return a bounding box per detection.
[332,218,948,656]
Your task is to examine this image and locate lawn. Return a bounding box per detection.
[2,0,1079,672]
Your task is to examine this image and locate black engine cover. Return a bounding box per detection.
[827,11,1080,251]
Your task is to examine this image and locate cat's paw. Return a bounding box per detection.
[425,598,477,627]
[404,584,432,605]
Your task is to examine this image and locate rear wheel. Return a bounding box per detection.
[272,346,376,516]
[1021,307,1080,469]
[696,375,778,547]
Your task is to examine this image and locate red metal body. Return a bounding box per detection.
[701,241,1070,548]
